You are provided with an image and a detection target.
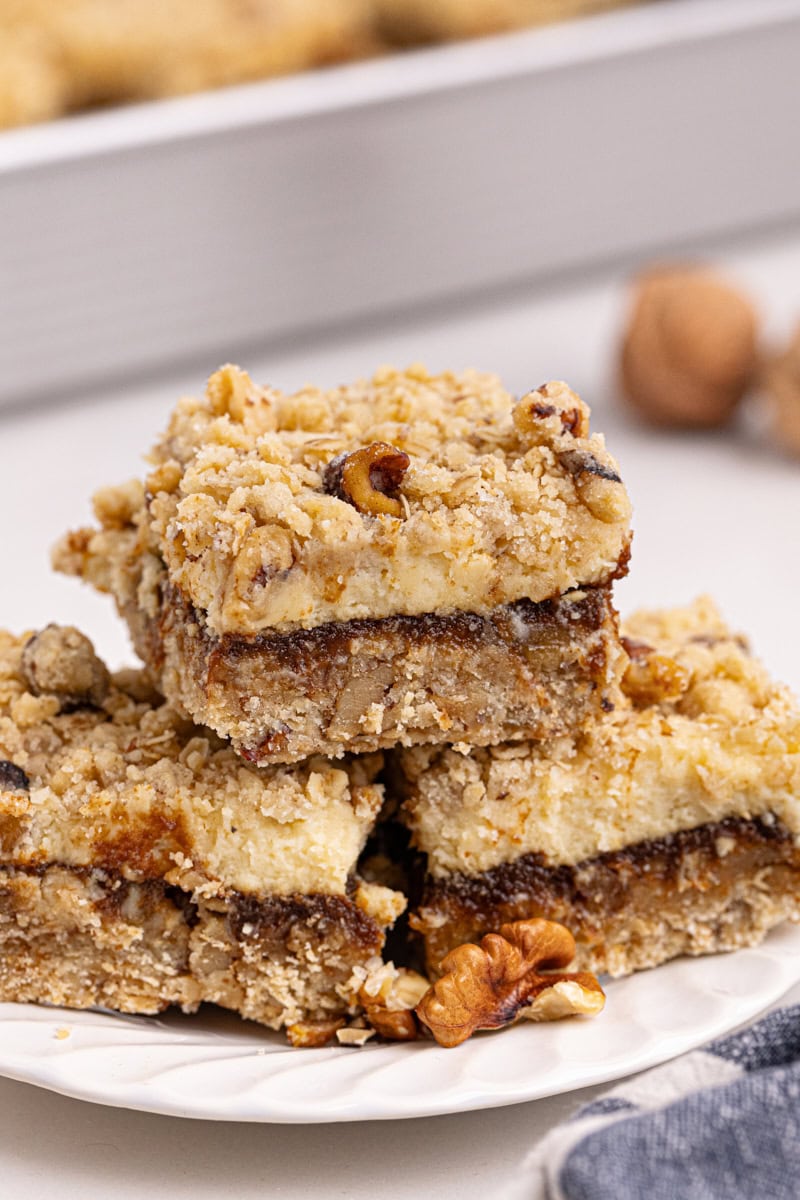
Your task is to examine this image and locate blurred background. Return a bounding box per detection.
[1,0,800,672]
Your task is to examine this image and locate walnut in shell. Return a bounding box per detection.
[415,919,605,1048]
[763,323,800,458]
[620,266,758,428]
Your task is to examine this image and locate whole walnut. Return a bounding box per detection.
[764,323,800,458]
[620,267,758,428]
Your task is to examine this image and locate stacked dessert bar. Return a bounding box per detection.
[1,363,798,1041]
[56,365,630,763]
[0,624,404,1031]
[398,598,800,979]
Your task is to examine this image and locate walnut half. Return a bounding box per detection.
[323,442,410,518]
[415,919,605,1048]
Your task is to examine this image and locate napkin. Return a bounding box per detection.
[526,1003,800,1199]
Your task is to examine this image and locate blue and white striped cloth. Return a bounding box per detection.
[526,1005,800,1199]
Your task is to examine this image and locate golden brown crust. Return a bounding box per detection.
[0,623,411,1029]
[0,865,388,1028]
[0,625,395,898]
[398,597,800,978]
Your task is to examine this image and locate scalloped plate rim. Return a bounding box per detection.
[0,924,798,1123]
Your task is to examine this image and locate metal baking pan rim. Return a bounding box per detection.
[2,0,799,171]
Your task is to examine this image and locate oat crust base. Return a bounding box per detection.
[0,865,384,1028]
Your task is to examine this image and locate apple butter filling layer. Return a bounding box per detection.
[411,815,800,978]
[101,577,624,764]
[396,598,800,975]
[0,625,405,1027]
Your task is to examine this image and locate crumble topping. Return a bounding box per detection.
[398,598,800,876]
[0,626,392,899]
[55,365,631,634]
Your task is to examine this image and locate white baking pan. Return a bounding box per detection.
[1,0,799,406]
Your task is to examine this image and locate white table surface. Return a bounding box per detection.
[1,223,800,1198]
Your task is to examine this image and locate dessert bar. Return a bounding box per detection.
[397,598,800,976]
[56,365,631,763]
[0,0,374,129]
[0,625,404,1030]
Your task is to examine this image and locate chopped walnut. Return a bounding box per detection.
[21,625,110,711]
[415,919,605,1048]
[513,384,590,443]
[364,1008,418,1041]
[336,1025,375,1047]
[323,442,410,518]
[519,979,606,1022]
[358,963,429,1042]
[555,448,627,524]
[286,1018,345,1048]
[621,637,690,707]
[0,760,29,792]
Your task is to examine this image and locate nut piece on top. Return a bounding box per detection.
[55,365,631,764]
[620,266,758,428]
[764,323,800,458]
[20,624,110,711]
[415,918,604,1048]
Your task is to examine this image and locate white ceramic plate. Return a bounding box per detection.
[1,924,799,1122]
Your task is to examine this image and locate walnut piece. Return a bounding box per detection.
[415,918,605,1048]
[358,963,429,1042]
[621,637,691,707]
[513,384,590,443]
[336,1025,375,1047]
[763,322,800,458]
[323,442,410,518]
[21,625,110,711]
[511,382,626,523]
[519,979,607,1022]
[0,761,30,792]
[620,266,758,427]
[286,1018,344,1048]
[364,1008,418,1041]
